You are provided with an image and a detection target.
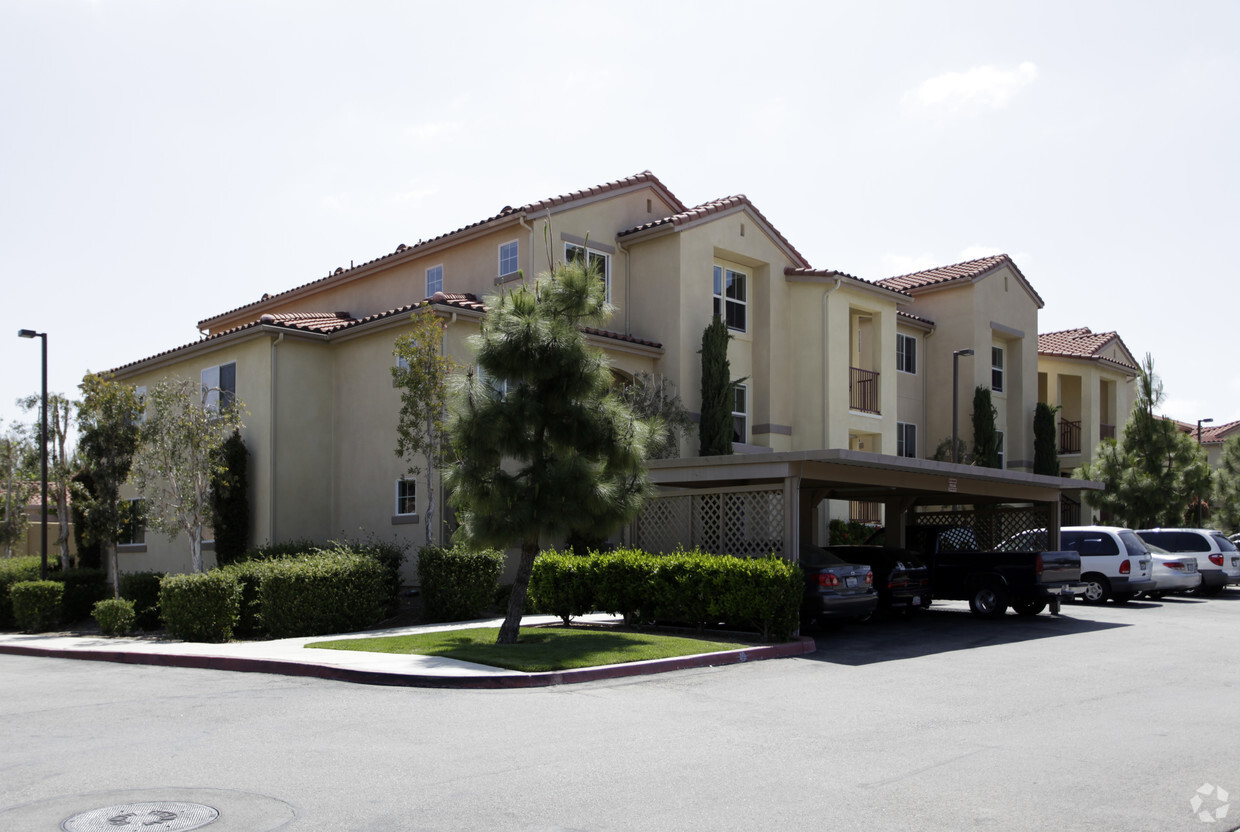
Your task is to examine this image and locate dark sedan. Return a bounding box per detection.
[799,545,877,628]
[823,546,932,615]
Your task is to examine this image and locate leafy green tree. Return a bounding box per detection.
[76,374,143,596]
[0,426,34,557]
[444,257,656,644]
[618,371,690,460]
[20,393,76,568]
[699,316,735,456]
[393,309,455,546]
[1075,354,1211,527]
[971,386,1000,469]
[1212,434,1240,533]
[930,436,971,464]
[1033,402,1060,476]
[130,376,243,573]
[210,430,250,565]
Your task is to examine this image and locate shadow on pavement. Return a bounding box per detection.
[804,601,1136,666]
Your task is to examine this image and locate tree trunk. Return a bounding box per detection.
[56,488,71,570]
[190,529,203,574]
[107,542,119,599]
[497,536,539,645]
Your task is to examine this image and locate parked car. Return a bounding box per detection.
[819,546,932,615]
[1135,529,1240,596]
[1000,526,1156,604]
[1142,542,1202,598]
[798,545,877,628]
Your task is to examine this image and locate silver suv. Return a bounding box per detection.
[1136,529,1240,596]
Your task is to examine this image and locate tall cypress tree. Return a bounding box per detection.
[210,430,249,565]
[972,386,1000,469]
[699,316,734,456]
[444,256,656,645]
[1033,402,1060,476]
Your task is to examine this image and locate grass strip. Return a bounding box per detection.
[305,626,752,672]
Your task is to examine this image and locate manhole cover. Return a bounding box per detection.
[62,801,219,831]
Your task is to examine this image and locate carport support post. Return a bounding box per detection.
[883,497,917,548]
[1046,499,1061,552]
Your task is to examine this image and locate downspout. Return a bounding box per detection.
[518,215,534,283]
[269,331,284,544]
[615,236,631,335]
[922,324,933,459]
[821,276,842,450]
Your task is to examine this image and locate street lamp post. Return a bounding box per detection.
[1197,418,1213,526]
[952,349,975,464]
[17,329,48,580]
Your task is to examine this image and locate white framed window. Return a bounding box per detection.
[499,240,519,277]
[897,422,917,458]
[896,334,917,374]
[732,383,748,444]
[396,479,417,516]
[134,385,147,425]
[565,243,610,301]
[201,362,236,413]
[119,498,145,546]
[996,430,1005,469]
[991,346,1005,393]
[713,265,747,332]
[426,264,443,297]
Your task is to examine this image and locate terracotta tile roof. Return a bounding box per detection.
[1183,419,1240,445]
[619,195,810,268]
[1038,327,1138,371]
[784,267,912,297]
[897,309,936,326]
[582,327,662,350]
[256,311,357,332]
[198,171,685,330]
[877,254,1045,307]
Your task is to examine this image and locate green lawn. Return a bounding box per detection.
[305,626,752,672]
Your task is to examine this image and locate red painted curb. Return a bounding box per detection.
[0,637,816,689]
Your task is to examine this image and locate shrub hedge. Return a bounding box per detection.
[254,551,389,638]
[0,556,42,628]
[119,571,165,631]
[11,580,64,632]
[160,572,242,642]
[93,598,136,637]
[54,567,109,623]
[417,545,504,622]
[529,548,802,641]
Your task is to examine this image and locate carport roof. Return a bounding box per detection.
[647,449,1102,506]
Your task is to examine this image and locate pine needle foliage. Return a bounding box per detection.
[444,256,656,644]
[699,316,734,456]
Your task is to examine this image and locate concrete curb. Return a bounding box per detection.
[0,637,817,689]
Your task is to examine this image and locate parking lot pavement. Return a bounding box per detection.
[2,590,1238,831]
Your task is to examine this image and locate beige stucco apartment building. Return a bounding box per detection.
[108,172,1099,581]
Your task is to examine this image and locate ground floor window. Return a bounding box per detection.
[119,499,145,546]
[897,422,917,458]
[732,384,748,444]
[396,479,417,516]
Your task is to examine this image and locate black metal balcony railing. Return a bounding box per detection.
[850,500,882,524]
[1100,423,1116,441]
[849,367,880,414]
[1059,419,1081,455]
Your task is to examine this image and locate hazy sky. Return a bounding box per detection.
[3,0,1237,436]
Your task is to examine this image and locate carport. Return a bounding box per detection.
[630,449,1104,558]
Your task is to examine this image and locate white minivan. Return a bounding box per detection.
[1001,526,1157,604]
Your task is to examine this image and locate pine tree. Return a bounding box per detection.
[1033,402,1060,476]
[444,256,656,644]
[1213,435,1240,533]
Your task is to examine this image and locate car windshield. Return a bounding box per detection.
[1211,534,1238,553]
[800,548,849,567]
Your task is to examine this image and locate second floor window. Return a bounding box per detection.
[897,422,917,458]
[996,430,1006,469]
[713,266,747,332]
[426,265,443,297]
[201,362,236,413]
[732,383,748,444]
[499,241,519,277]
[119,498,145,546]
[992,346,1005,393]
[396,479,416,516]
[896,334,917,374]
[565,243,610,301]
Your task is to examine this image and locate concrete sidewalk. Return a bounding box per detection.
[0,614,815,689]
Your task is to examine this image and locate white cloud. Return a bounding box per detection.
[403,121,465,143]
[389,185,436,205]
[905,62,1038,114]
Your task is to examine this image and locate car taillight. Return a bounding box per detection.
[1119,559,1131,575]
[865,570,873,585]
[1166,561,1184,571]
[1035,553,1043,576]
[818,572,840,588]
[1209,554,1224,567]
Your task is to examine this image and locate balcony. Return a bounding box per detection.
[849,367,880,415]
[1059,419,1081,455]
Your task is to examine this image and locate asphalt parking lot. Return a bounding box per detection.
[2,590,1238,831]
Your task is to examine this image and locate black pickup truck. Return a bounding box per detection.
[902,526,1084,618]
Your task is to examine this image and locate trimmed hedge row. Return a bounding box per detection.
[160,571,243,642]
[93,599,136,636]
[120,571,165,631]
[529,548,802,641]
[10,580,64,632]
[0,557,42,628]
[417,545,505,622]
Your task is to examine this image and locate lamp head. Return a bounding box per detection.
[18,329,38,339]
[955,348,974,357]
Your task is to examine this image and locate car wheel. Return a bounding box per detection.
[968,584,1008,619]
[1081,574,1110,604]
[1197,584,1224,597]
[1012,600,1047,616]
[1146,591,1164,599]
